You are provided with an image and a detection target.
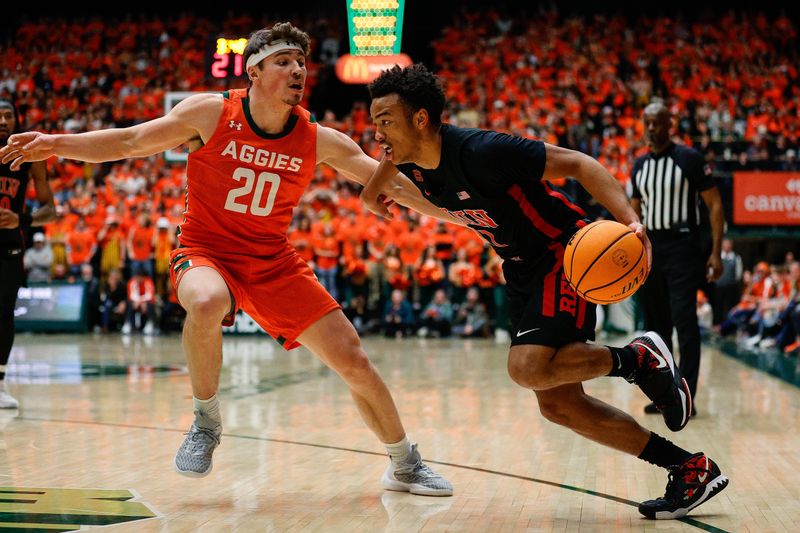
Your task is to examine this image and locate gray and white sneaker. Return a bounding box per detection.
[381,444,453,496]
[174,412,221,478]
[0,382,18,410]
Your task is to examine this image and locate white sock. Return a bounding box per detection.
[193,394,221,430]
[385,436,412,464]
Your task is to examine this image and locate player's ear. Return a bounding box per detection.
[247,66,259,81]
[415,109,429,129]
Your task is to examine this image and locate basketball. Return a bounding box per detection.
[564,220,648,304]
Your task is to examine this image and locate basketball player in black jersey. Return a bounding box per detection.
[360,65,728,520]
[0,99,56,408]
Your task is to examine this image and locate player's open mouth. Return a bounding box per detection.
[382,145,393,160]
[289,83,303,91]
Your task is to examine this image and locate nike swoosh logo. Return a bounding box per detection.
[517,328,541,338]
[631,341,668,369]
[697,455,709,483]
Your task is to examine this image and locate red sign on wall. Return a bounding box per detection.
[733,171,800,225]
[335,54,412,84]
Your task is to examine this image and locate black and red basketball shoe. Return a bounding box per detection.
[639,452,729,519]
[627,332,692,431]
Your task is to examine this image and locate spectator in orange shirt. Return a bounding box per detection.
[127,213,154,279]
[313,222,340,301]
[448,248,481,306]
[122,265,156,336]
[342,242,370,303]
[366,224,389,310]
[337,211,365,261]
[97,215,126,282]
[44,204,71,275]
[453,227,483,266]
[396,218,426,273]
[413,245,446,310]
[153,217,175,299]
[66,216,97,278]
[384,244,411,293]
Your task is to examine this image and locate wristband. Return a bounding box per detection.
[19,212,33,227]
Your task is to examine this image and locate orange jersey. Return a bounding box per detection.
[179,89,317,257]
[129,225,154,260]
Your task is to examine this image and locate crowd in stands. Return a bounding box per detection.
[1,8,798,349]
[714,248,800,354]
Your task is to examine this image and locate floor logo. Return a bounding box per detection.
[0,487,159,531]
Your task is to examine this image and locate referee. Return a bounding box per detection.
[631,102,725,416]
[0,99,55,408]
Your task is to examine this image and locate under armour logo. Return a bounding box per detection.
[229,120,242,130]
[457,191,471,200]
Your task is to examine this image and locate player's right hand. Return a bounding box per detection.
[0,208,20,229]
[0,132,56,171]
[628,221,652,274]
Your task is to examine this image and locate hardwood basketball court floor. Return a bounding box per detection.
[1,332,798,531]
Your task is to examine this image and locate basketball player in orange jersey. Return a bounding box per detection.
[359,64,728,518]
[0,23,453,496]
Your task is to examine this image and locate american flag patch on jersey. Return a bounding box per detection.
[457,190,471,200]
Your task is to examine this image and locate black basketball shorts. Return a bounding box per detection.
[503,243,596,348]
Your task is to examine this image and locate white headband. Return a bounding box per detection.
[246,40,304,71]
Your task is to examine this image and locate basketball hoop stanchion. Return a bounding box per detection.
[337,0,411,84]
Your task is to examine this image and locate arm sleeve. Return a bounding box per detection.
[462,131,546,189]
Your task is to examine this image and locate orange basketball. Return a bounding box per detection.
[563,220,648,304]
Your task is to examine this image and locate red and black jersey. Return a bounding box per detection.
[0,160,31,250]
[396,124,587,264]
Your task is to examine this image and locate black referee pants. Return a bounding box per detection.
[0,254,25,367]
[638,232,705,401]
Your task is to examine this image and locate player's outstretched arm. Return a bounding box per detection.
[0,93,222,169]
[543,143,652,269]
[359,154,398,218]
[316,125,463,225]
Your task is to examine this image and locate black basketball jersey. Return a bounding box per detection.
[396,124,587,263]
[0,160,32,249]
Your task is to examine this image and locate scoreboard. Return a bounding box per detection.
[205,1,410,84]
[208,37,248,80]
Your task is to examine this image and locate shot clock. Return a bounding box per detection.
[208,37,248,80]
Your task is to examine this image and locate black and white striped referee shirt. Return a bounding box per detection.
[630,143,714,232]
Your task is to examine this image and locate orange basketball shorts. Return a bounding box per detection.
[169,246,340,350]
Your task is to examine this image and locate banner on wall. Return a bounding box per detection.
[733,171,800,225]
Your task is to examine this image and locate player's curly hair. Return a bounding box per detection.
[244,22,311,68]
[369,64,445,126]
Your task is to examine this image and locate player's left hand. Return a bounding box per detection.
[706,254,723,282]
[0,208,20,229]
[628,221,652,273]
[360,189,396,219]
